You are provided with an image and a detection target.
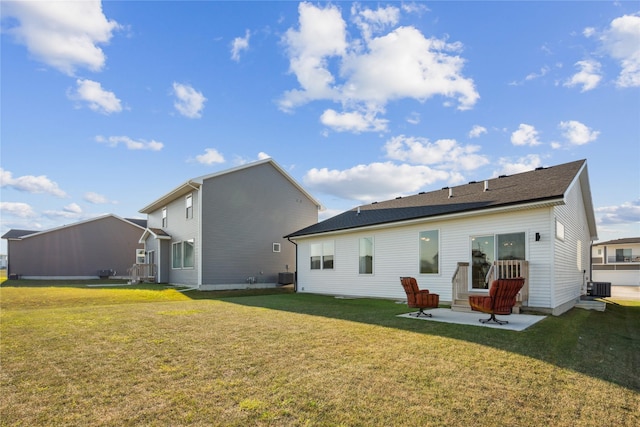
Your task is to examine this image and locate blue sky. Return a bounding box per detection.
[1,1,639,253]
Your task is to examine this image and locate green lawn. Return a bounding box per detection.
[1,281,638,426]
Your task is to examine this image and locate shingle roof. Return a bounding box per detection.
[593,237,640,246]
[125,218,148,228]
[285,159,587,238]
[1,229,39,240]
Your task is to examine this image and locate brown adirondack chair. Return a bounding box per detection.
[400,277,439,317]
[468,278,525,325]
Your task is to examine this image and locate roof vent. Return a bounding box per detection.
[499,174,508,178]
[395,196,402,199]
[448,188,453,199]
[468,180,477,184]
[418,191,425,195]
[484,180,489,192]
[372,201,378,204]
[535,167,546,171]
[442,186,449,190]
[357,207,361,215]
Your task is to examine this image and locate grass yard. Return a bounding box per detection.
[0,281,638,426]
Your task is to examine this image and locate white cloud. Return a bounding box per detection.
[525,66,550,81]
[231,29,250,61]
[599,14,640,88]
[69,79,122,114]
[195,148,225,165]
[83,192,116,204]
[303,162,453,204]
[596,199,640,225]
[564,60,602,92]
[96,135,163,151]
[43,203,85,219]
[511,124,541,146]
[406,112,420,125]
[0,202,36,218]
[280,2,347,111]
[1,0,120,75]
[279,2,478,130]
[257,152,271,160]
[0,168,67,197]
[558,120,599,145]
[351,4,400,40]
[320,109,388,133]
[494,155,543,176]
[172,82,206,118]
[384,135,489,171]
[468,125,487,138]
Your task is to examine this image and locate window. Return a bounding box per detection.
[556,219,565,241]
[183,240,195,268]
[172,242,182,268]
[273,243,281,253]
[162,207,167,227]
[172,240,195,269]
[419,230,439,274]
[359,237,374,274]
[136,249,146,264]
[497,232,526,260]
[616,248,632,262]
[185,194,193,219]
[310,242,334,270]
[470,232,525,289]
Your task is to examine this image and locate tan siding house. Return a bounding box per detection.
[2,215,146,279]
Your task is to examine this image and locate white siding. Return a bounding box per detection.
[296,208,554,305]
[552,178,592,311]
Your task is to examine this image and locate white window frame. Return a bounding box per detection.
[185,194,193,219]
[555,219,565,241]
[273,243,281,253]
[419,230,440,275]
[359,237,374,275]
[162,207,167,228]
[172,241,182,269]
[310,241,334,270]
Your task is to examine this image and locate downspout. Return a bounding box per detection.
[287,237,298,292]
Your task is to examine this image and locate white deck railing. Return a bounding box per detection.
[127,263,156,284]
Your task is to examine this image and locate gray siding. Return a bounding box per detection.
[7,216,143,278]
[200,162,317,286]
[163,191,199,285]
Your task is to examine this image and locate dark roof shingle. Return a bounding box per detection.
[286,159,586,238]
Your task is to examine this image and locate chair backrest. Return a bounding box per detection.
[489,278,525,314]
[400,277,420,305]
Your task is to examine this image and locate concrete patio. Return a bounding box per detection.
[397,308,547,331]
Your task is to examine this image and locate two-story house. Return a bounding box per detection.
[138,158,322,289]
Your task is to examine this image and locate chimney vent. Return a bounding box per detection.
[448,188,453,198]
[484,180,489,192]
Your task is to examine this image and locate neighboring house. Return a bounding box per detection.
[285,159,597,316]
[1,215,147,279]
[0,254,7,270]
[137,158,322,289]
[591,237,640,286]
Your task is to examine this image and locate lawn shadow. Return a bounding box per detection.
[208,291,640,392]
